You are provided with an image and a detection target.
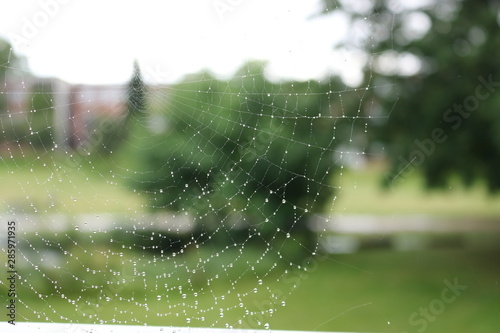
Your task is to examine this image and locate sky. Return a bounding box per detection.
[0,0,362,85]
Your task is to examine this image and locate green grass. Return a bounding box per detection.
[281,249,500,333]
[2,156,499,331]
[6,248,499,332]
[0,154,145,214]
[2,155,500,216]
[334,165,500,216]
[0,155,500,217]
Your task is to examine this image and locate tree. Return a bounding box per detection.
[101,60,147,153]
[0,39,10,115]
[322,0,500,191]
[0,38,33,145]
[126,60,147,117]
[127,62,339,256]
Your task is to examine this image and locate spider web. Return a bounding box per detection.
[0,2,388,331]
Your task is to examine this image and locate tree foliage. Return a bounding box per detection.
[127,62,340,251]
[0,39,10,114]
[101,60,148,153]
[323,0,500,191]
[0,38,43,146]
[126,60,147,117]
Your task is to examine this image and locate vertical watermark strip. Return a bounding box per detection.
[6,220,17,325]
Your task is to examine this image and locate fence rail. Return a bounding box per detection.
[0,322,355,333]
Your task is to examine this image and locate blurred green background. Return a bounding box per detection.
[1,0,500,332]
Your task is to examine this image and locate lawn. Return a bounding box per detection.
[333,164,500,216]
[2,156,499,332]
[0,154,145,214]
[7,248,500,332]
[2,155,500,216]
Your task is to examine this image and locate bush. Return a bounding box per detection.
[127,62,339,255]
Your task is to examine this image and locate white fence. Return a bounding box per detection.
[0,322,356,333]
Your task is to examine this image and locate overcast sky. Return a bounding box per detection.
[0,0,365,85]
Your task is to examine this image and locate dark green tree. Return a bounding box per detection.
[0,39,9,114]
[101,60,147,153]
[0,38,33,144]
[127,62,339,256]
[322,0,500,191]
[126,60,147,117]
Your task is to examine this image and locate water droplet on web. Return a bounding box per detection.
[264,323,270,329]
